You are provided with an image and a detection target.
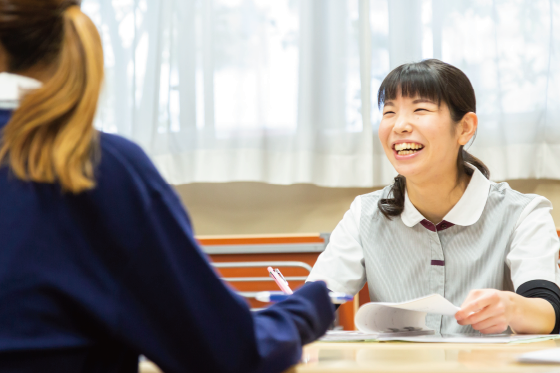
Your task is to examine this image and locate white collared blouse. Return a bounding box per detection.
[307,165,560,333]
[0,72,41,109]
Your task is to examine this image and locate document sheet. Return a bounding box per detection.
[325,294,560,344]
[354,294,459,333]
[320,331,560,344]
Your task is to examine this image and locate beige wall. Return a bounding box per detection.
[174,180,560,236]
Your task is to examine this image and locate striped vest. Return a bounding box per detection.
[360,182,534,334]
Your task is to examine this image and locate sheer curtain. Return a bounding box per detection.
[369,0,560,184]
[82,0,560,187]
[82,0,372,187]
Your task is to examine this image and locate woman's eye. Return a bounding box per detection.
[383,111,395,115]
[415,108,429,112]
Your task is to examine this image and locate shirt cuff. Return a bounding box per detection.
[305,276,354,295]
[517,279,560,334]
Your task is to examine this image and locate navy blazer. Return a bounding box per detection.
[0,110,334,373]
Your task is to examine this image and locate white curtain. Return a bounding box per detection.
[369,0,560,184]
[82,0,560,187]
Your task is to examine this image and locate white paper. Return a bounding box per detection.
[383,334,560,344]
[355,294,460,334]
[517,347,560,363]
[384,294,460,315]
[320,329,434,342]
[319,331,382,342]
[320,332,560,344]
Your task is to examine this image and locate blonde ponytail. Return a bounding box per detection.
[0,5,104,193]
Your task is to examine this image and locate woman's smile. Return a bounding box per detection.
[392,141,425,160]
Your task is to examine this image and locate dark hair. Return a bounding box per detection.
[377,59,489,220]
[0,0,80,71]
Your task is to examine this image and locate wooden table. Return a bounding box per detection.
[140,340,560,373]
[287,340,560,373]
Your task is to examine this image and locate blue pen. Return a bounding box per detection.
[256,291,353,304]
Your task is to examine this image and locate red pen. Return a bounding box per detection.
[267,267,293,294]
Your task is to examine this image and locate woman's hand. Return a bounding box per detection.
[455,289,516,334]
[455,289,556,334]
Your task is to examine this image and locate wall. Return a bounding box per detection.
[174,182,377,235]
[174,180,560,236]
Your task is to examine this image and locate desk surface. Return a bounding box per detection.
[139,340,560,373]
[289,340,560,373]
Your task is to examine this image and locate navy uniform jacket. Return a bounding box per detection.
[0,110,334,373]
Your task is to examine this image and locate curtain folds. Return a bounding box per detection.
[83,0,560,187]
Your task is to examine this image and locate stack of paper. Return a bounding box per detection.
[320,331,560,344]
[320,331,384,342]
[319,294,560,344]
[385,334,560,344]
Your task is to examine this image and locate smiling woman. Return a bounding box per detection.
[307,59,560,337]
[375,59,489,220]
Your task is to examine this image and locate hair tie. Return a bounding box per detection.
[59,0,81,12]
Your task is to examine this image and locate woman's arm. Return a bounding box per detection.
[455,288,557,334]
[306,196,367,294]
[95,137,335,373]
[456,196,559,334]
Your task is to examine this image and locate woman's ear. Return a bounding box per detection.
[458,112,478,145]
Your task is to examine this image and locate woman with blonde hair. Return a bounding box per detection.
[0,1,334,372]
